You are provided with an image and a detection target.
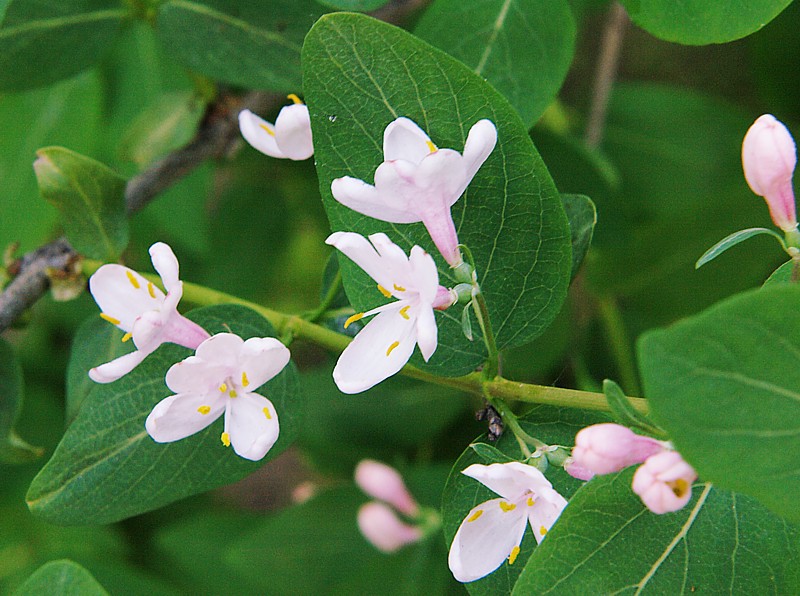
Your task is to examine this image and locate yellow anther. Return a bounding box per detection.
[527,497,535,507]
[197,405,211,415]
[263,407,272,420]
[100,313,121,326]
[229,390,238,398]
[259,123,276,137]
[508,546,521,565]
[377,284,392,298]
[393,284,406,292]
[242,371,250,387]
[219,383,228,393]
[467,510,483,523]
[386,341,400,356]
[499,501,516,512]
[287,93,303,105]
[398,305,410,320]
[426,140,438,153]
[126,270,140,289]
[121,332,132,343]
[221,432,231,447]
[147,282,156,299]
[344,312,364,329]
[670,478,690,498]
[539,526,548,536]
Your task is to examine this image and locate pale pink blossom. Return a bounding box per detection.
[355,460,419,517]
[239,94,313,160]
[632,450,697,514]
[357,502,423,553]
[569,423,664,477]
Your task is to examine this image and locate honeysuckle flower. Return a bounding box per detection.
[331,117,497,267]
[357,501,423,553]
[239,94,313,160]
[325,231,456,393]
[355,459,419,517]
[448,462,568,583]
[742,114,797,233]
[145,333,290,461]
[632,450,697,514]
[569,423,664,477]
[88,242,210,383]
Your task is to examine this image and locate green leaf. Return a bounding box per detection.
[561,193,596,279]
[33,147,128,262]
[638,285,800,524]
[695,227,785,269]
[442,406,609,595]
[303,13,572,376]
[12,560,108,596]
[0,338,42,464]
[764,259,796,286]
[155,0,323,92]
[317,0,388,10]
[26,304,302,525]
[414,0,575,127]
[0,0,124,91]
[602,378,664,438]
[618,0,793,45]
[514,472,800,593]
[469,442,515,463]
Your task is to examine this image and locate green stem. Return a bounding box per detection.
[596,295,641,396]
[471,289,499,379]
[303,270,343,324]
[81,259,649,415]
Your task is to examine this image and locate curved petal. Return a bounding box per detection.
[157,309,210,351]
[383,117,434,164]
[89,265,164,331]
[130,310,166,352]
[145,391,225,443]
[414,149,467,205]
[326,231,393,289]
[331,175,420,224]
[227,392,280,461]
[333,307,417,393]
[528,492,568,543]
[461,119,498,184]
[408,246,440,304]
[357,502,422,553]
[462,462,552,501]
[165,354,229,394]
[448,498,528,583]
[421,207,461,267]
[274,104,313,160]
[238,109,285,158]
[414,305,438,362]
[149,242,180,292]
[88,349,149,383]
[194,333,244,370]
[237,337,291,390]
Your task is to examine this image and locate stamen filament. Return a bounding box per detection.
[377,284,392,298]
[121,332,132,343]
[344,312,364,329]
[259,123,276,137]
[100,313,121,326]
[126,271,141,289]
[508,546,521,565]
[147,282,156,298]
[287,93,303,105]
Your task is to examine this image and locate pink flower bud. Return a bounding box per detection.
[632,451,697,514]
[357,502,423,553]
[571,423,664,476]
[354,460,419,517]
[432,286,457,310]
[563,457,595,481]
[742,114,798,232]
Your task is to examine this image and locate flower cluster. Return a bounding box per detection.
[565,423,697,514]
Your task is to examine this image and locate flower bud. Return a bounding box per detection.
[357,502,423,553]
[432,286,458,310]
[632,451,697,514]
[354,460,419,516]
[571,423,664,476]
[742,114,798,232]
[563,457,595,481]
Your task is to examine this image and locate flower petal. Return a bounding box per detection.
[145,391,225,443]
[227,392,280,461]
[462,462,553,501]
[165,354,229,395]
[89,264,164,331]
[194,333,245,370]
[331,175,420,224]
[333,307,417,393]
[274,104,314,160]
[357,501,422,553]
[326,231,394,289]
[528,492,568,543]
[408,246,440,304]
[149,242,180,292]
[448,497,528,583]
[460,119,497,188]
[237,337,291,390]
[88,349,149,384]
[414,305,437,362]
[238,109,285,158]
[383,117,434,164]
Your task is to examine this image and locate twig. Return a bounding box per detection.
[585,2,629,148]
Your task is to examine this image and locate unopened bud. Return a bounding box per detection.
[571,423,664,476]
[632,450,697,514]
[355,460,419,517]
[357,502,423,553]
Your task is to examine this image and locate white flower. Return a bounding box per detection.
[145,333,290,461]
[357,501,423,553]
[325,231,455,393]
[88,242,209,383]
[239,94,313,160]
[331,117,497,266]
[448,462,568,583]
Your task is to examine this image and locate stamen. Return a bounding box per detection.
[229,390,238,398]
[426,140,438,153]
[263,407,272,420]
[539,526,548,536]
[527,497,535,507]
[241,371,250,387]
[219,383,228,393]
[197,405,211,415]
[259,123,276,137]
[100,313,121,326]
[467,510,483,523]
[393,284,406,292]
[508,546,521,565]
[386,341,400,356]
[377,284,392,298]
[221,432,231,447]
[398,305,410,320]
[344,312,364,329]
[287,93,303,105]
[499,501,516,512]
[121,332,132,343]
[670,478,689,497]
[147,282,156,298]
[126,271,141,289]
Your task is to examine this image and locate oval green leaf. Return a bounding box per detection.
[12,560,108,596]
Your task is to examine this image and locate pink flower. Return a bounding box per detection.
[355,460,419,517]
[632,450,697,514]
[239,94,313,160]
[742,114,797,232]
[357,502,423,553]
[569,423,664,477]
